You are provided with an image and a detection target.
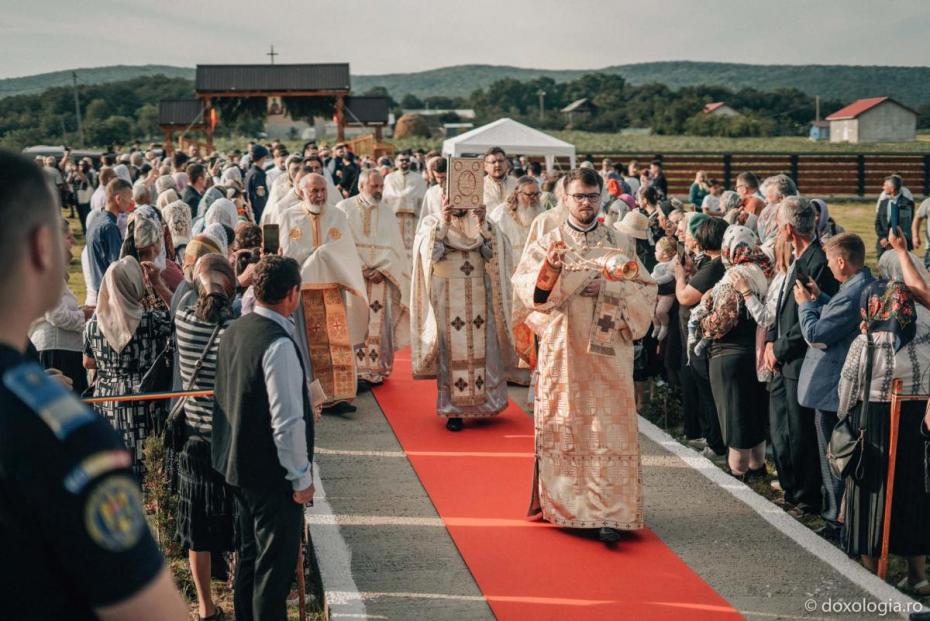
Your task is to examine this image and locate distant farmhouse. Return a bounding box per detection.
[703,102,741,118]
[825,96,917,143]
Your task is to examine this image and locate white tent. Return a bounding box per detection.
[441,118,576,172]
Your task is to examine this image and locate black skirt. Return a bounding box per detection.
[708,344,767,449]
[38,349,88,396]
[843,400,930,557]
[175,435,235,552]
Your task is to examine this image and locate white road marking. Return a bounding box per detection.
[638,416,922,620]
[308,466,366,617]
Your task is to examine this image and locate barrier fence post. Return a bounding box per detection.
[857,154,866,197]
[924,154,930,197]
[723,153,732,189]
[789,154,799,186]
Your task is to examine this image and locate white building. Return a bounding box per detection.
[826,97,917,143]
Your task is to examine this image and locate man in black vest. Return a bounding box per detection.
[213,255,315,621]
[764,196,838,516]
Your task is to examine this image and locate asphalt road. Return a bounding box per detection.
[308,384,923,621]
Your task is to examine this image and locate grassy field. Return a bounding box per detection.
[216,131,930,158]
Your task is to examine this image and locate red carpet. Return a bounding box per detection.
[371,350,742,620]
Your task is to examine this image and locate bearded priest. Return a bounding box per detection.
[336,170,411,384]
[513,167,657,544]
[279,173,369,413]
[411,198,516,432]
[383,153,427,263]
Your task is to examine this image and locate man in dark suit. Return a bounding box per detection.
[764,196,839,516]
[875,174,914,258]
[213,256,315,621]
[795,233,874,539]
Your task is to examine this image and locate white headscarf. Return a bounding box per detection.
[156,188,180,211]
[221,166,242,185]
[113,164,132,184]
[96,256,145,353]
[203,222,229,256]
[163,200,192,248]
[205,198,238,230]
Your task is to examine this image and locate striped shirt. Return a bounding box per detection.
[175,308,230,436]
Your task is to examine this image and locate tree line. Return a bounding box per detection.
[1,72,928,150]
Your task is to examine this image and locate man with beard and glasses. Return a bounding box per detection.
[410,196,516,432]
[279,173,369,414]
[483,147,518,213]
[383,153,428,264]
[489,175,546,385]
[337,170,410,384]
[513,167,657,544]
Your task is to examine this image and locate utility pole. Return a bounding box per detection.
[815,95,821,122]
[267,44,278,64]
[538,89,546,122]
[72,71,84,147]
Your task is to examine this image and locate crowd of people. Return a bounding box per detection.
[10,136,930,619]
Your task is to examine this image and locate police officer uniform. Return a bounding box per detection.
[0,343,165,619]
[246,161,269,224]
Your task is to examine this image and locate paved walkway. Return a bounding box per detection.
[308,385,923,620]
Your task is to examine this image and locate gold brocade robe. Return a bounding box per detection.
[483,175,518,213]
[512,222,657,529]
[489,202,545,384]
[410,215,515,417]
[337,195,411,383]
[279,202,369,406]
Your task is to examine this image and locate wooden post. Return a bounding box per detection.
[723,153,732,189]
[923,153,930,198]
[203,97,215,153]
[857,154,867,197]
[878,379,904,580]
[336,95,346,142]
[789,154,799,186]
[162,127,175,156]
[374,125,383,142]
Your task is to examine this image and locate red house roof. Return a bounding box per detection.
[825,97,916,121]
[703,102,728,114]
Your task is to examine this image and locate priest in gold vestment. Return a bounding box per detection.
[279,173,369,412]
[411,199,515,431]
[489,175,545,385]
[336,170,410,384]
[513,168,656,543]
[383,153,427,263]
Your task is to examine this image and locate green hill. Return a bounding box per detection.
[0,65,194,98]
[354,62,930,107]
[3,61,929,107]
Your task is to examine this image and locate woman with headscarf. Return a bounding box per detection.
[173,171,190,193]
[836,250,930,594]
[204,198,239,231]
[196,185,227,220]
[163,199,193,257]
[83,256,172,480]
[811,198,844,245]
[156,188,180,212]
[121,211,174,311]
[698,225,773,480]
[174,255,237,621]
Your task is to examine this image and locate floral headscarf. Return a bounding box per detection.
[721,225,773,279]
[860,280,916,351]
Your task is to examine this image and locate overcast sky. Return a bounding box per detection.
[2,0,929,79]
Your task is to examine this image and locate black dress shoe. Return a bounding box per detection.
[598,527,622,543]
[745,465,768,481]
[446,417,464,432]
[323,402,358,415]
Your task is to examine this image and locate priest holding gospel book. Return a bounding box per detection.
[411,190,516,432]
[513,166,657,544]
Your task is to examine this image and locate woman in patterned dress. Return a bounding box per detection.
[83,256,171,481]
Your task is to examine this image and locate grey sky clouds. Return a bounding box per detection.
[2,0,928,79]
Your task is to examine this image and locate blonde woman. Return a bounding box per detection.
[689,170,710,207]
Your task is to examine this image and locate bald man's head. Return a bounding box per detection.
[297,173,327,207]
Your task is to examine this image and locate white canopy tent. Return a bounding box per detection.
[441,118,576,173]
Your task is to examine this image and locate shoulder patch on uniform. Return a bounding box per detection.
[84,475,146,552]
[64,450,133,494]
[3,363,95,440]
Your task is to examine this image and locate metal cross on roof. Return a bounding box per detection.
[267,45,278,64]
